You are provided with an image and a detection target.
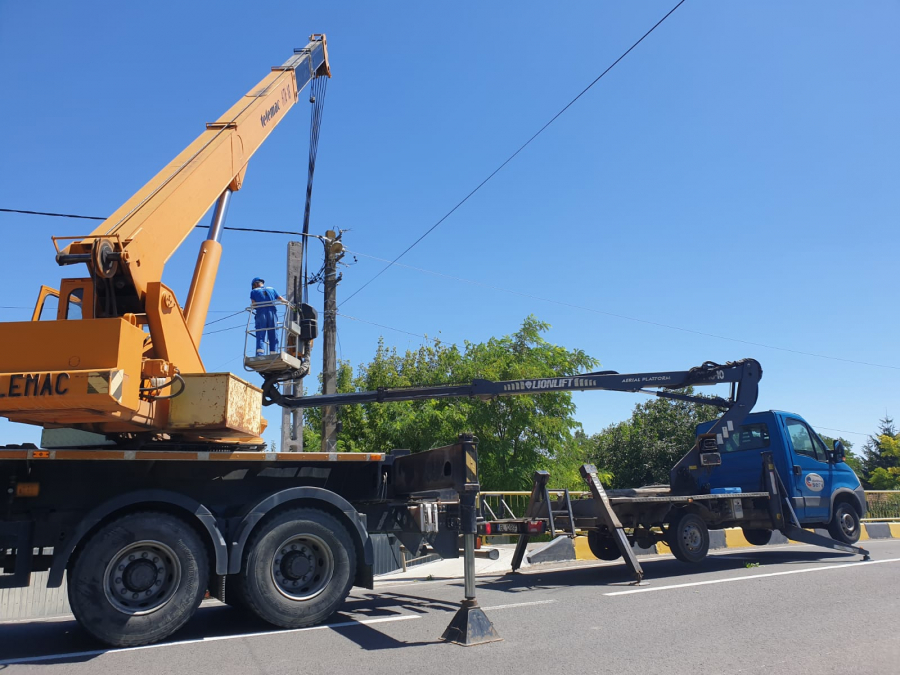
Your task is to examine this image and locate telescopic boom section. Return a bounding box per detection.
[265,358,762,455]
[56,36,331,335]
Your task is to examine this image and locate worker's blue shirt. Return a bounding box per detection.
[250,287,281,305]
[251,287,280,326]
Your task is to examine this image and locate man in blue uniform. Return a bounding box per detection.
[250,277,286,355]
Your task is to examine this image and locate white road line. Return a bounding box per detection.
[479,599,556,611]
[0,614,421,666]
[605,557,900,596]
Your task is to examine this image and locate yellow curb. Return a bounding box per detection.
[889,523,900,539]
[724,529,752,548]
[857,525,870,541]
[656,540,671,555]
[574,536,596,560]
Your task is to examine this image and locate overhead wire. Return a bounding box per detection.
[346,249,899,371]
[339,0,688,307]
[0,204,894,370]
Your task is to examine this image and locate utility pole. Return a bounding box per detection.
[321,229,344,452]
[281,241,304,451]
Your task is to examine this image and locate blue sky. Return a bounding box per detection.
[0,1,897,453]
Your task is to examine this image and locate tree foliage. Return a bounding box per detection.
[584,392,722,489]
[304,317,598,490]
[859,415,898,488]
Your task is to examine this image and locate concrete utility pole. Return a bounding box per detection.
[281,241,304,452]
[321,230,344,452]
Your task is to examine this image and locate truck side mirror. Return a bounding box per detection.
[833,439,846,463]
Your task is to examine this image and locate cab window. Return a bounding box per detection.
[786,418,824,462]
[66,288,84,320]
[38,294,59,321]
[721,423,770,453]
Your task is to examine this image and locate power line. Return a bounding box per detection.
[0,209,326,239]
[347,249,899,371]
[0,208,104,221]
[337,312,442,343]
[339,0,688,307]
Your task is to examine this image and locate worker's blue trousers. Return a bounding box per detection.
[254,308,279,354]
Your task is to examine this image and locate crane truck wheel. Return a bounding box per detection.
[666,512,709,564]
[586,530,623,560]
[67,511,209,647]
[741,528,773,546]
[238,507,356,628]
[827,500,861,545]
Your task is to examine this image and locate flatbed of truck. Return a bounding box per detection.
[0,447,385,462]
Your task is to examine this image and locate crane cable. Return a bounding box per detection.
[300,75,328,305]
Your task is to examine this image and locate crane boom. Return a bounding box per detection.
[0,38,331,445]
[56,36,330,329]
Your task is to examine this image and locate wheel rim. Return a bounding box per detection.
[680,523,703,552]
[839,510,857,535]
[270,533,335,601]
[103,540,182,616]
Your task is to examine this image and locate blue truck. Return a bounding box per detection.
[487,408,870,581]
[268,358,871,582]
[695,410,866,546]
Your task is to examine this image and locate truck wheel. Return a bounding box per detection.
[67,511,209,647]
[828,501,861,544]
[667,512,709,564]
[741,529,772,546]
[586,530,623,560]
[239,508,356,628]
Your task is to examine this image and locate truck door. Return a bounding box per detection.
[782,417,832,521]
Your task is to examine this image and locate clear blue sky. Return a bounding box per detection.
[0,1,897,452]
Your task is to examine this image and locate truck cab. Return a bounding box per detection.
[696,410,866,541]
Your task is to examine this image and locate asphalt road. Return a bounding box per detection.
[2,540,899,674]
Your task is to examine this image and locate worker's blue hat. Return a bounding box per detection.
[252,277,264,286]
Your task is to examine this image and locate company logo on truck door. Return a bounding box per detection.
[502,377,598,392]
[805,473,825,492]
[0,373,69,398]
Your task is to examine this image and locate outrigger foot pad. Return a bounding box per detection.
[440,599,502,646]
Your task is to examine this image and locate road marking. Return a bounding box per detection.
[480,599,556,611]
[604,557,900,596]
[0,614,421,666]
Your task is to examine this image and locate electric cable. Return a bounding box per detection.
[0,209,327,240]
[346,249,899,371]
[339,0,688,307]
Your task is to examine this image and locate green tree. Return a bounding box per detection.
[860,415,897,487]
[304,316,598,490]
[585,391,722,489]
[867,433,900,490]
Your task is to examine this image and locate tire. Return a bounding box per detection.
[828,500,861,544]
[666,512,709,564]
[586,530,623,561]
[742,528,773,546]
[238,508,356,628]
[67,511,209,647]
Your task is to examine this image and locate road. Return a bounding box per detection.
[2,540,899,674]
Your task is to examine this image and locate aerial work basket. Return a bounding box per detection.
[243,300,317,375]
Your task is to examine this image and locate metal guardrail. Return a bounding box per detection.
[864,490,900,521]
[482,490,900,522]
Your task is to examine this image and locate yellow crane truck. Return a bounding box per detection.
[0,37,483,648]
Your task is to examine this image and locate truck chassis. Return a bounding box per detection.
[1,437,480,646]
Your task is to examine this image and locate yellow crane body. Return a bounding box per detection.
[0,36,330,447]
